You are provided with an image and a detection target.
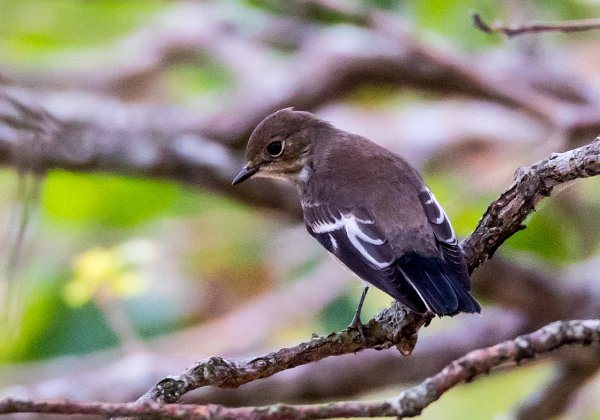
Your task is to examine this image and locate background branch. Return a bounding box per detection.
[515,347,600,420]
[473,13,600,37]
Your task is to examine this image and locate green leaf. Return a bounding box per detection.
[0,0,166,65]
[420,362,552,419]
[43,171,179,229]
[0,272,118,363]
[503,198,583,265]
[404,0,501,50]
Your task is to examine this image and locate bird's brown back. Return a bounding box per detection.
[308,129,438,256]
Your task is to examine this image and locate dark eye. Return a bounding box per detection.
[266,140,284,157]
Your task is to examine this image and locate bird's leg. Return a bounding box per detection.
[351,285,369,326]
[348,286,369,341]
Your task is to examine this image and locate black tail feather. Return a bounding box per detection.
[397,253,481,316]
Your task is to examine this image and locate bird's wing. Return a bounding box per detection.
[302,202,428,313]
[302,202,395,269]
[417,188,471,287]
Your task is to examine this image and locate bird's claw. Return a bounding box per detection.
[347,315,367,344]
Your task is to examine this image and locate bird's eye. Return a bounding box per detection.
[266,140,284,157]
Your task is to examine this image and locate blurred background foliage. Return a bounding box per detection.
[1,0,600,418]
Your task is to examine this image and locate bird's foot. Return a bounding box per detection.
[347,314,367,344]
[347,285,369,343]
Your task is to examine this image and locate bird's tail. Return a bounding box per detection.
[397,252,481,316]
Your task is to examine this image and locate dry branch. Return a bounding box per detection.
[137,304,429,404]
[462,138,600,271]
[185,308,527,406]
[1,319,598,419]
[150,253,600,407]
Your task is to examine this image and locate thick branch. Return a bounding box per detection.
[137,305,429,404]
[184,309,526,406]
[1,320,598,419]
[0,86,303,217]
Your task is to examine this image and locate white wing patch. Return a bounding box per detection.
[311,212,392,269]
[421,189,444,224]
[328,234,338,251]
[419,188,457,244]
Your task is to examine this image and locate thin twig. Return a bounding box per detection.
[473,13,600,37]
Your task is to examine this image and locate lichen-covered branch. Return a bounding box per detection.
[137,304,429,404]
[1,320,598,419]
[184,308,527,406]
[461,138,600,271]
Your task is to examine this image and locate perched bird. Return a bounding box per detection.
[233,108,480,327]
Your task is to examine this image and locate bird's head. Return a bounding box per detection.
[232,108,325,185]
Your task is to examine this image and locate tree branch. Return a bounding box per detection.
[137,304,429,404]
[184,308,527,406]
[1,320,598,419]
[473,13,600,37]
[0,85,304,217]
[461,138,600,271]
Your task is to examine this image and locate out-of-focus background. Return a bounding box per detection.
[1,0,600,418]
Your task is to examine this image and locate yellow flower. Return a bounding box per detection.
[64,239,157,306]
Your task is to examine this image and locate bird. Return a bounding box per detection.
[232,108,480,328]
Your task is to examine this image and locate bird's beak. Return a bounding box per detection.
[232,164,259,185]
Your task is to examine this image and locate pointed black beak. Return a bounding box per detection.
[232,164,259,185]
